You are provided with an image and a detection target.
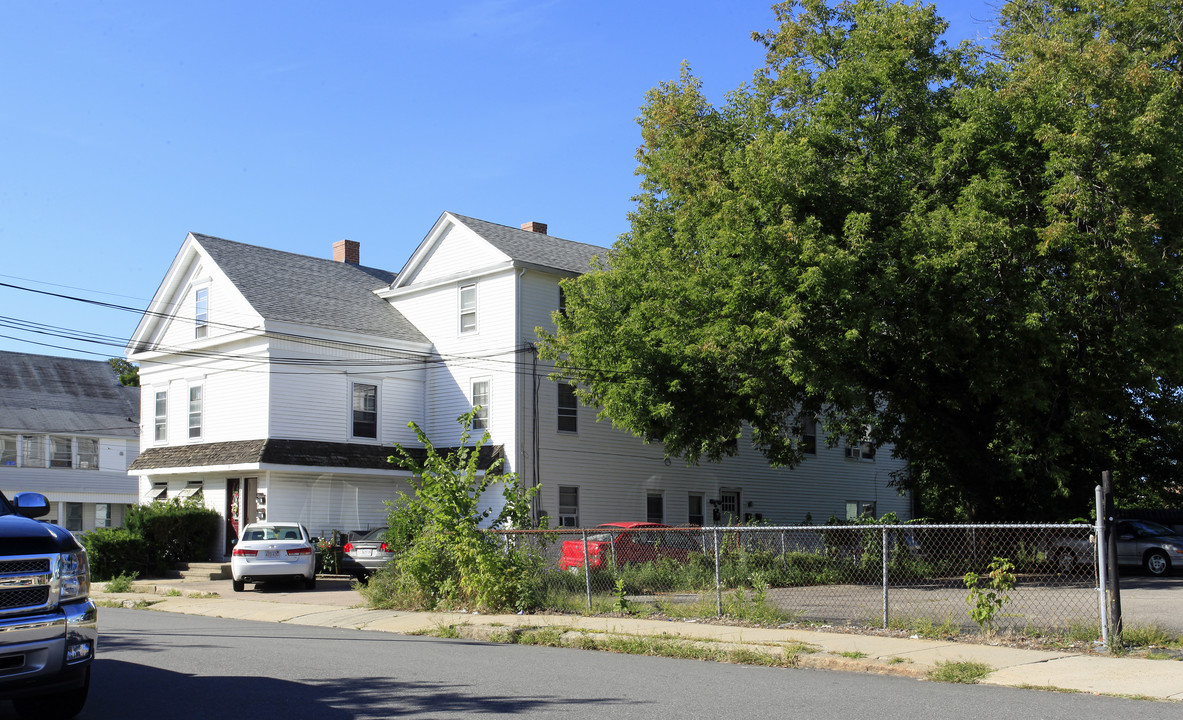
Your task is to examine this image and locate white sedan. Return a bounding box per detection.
[231,522,317,592]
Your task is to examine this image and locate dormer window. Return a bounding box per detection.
[195,287,209,339]
[459,284,477,334]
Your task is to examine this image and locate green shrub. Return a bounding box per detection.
[362,409,544,612]
[124,499,220,565]
[83,527,154,580]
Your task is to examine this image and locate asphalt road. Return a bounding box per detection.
[6,607,1177,720]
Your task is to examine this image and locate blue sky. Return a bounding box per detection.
[0,0,998,361]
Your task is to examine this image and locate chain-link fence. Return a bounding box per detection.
[492,523,1099,633]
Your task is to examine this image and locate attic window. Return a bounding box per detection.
[195,287,209,339]
[459,284,477,334]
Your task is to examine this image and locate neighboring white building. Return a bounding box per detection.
[128,213,910,557]
[0,350,140,532]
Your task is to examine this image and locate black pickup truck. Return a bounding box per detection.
[0,490,96,719]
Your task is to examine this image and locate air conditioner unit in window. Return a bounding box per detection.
[78,461,89,469]
[559,515,578,528]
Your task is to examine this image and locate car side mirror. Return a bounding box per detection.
[13,492,49,519]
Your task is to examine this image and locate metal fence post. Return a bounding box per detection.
[1094,484,1109,648]
[882,526,889,629]
[713,529,722,617]
[581,529,592,611]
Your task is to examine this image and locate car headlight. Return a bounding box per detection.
[59,549,90,602]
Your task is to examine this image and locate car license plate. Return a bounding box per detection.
[264,550,280,558]
[356,549,373,557]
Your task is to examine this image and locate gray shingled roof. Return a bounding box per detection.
[193,234,428,344]
[448,214,608,275]
[0,351,140,437]
[129,438,504,472]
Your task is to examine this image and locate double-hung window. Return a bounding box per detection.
[558,486,579,527]
[195,287,209,338]
[688,494,705,526]
[801,415,817,455]
[352,383,378,439]
[471,379,490,430]
[647,492,664,524]
[154,390,168,442]
[557,382,577,433]
[188,385,203,439]
[50,436,73,468]
[459,284,477,334]
[844,425,875,460]
[65,503,84,532]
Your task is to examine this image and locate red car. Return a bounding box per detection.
[558,522,703,571]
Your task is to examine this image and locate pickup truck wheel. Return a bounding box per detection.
[1144,550,1171,577]
[232,578,245,592]
[12,666,89,720]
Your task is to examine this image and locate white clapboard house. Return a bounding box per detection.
[127,213,909,556]
[0,350,140,532]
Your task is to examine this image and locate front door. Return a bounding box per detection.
[719,491,740,526]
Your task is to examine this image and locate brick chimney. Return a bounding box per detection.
[520,221,547,234]
[333,239,360,264]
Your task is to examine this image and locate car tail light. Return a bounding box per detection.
[380,542,388,553]
[344,542,354,552]
[287,547,312,556]
[233,548,258,557]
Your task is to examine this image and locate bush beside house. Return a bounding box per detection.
[83,499,220,579]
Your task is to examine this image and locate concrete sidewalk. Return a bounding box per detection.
[93,576,1183,702]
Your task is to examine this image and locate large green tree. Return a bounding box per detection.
[541,0,1183,520]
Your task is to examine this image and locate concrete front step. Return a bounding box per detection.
[173,562,232,581]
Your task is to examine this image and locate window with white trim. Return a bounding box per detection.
[459,284,477,334]
[844,426,875,460]
[95,503,112,528]
[188,384,203,439]
[471,379,490,430]
[65,502,84,532]
[195,287,209,338]
[154,390,168,442]
[646,492,664,524]
[557,382,577,433]
[22,435,46,468]
[846,501,877,520]
[558,486,579,527]
[76,438,98,470]
[688,493,705,526]
[558,285,567,318]
[800,415,817,455]
[352,382,378,439]
[50,436,73,468]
